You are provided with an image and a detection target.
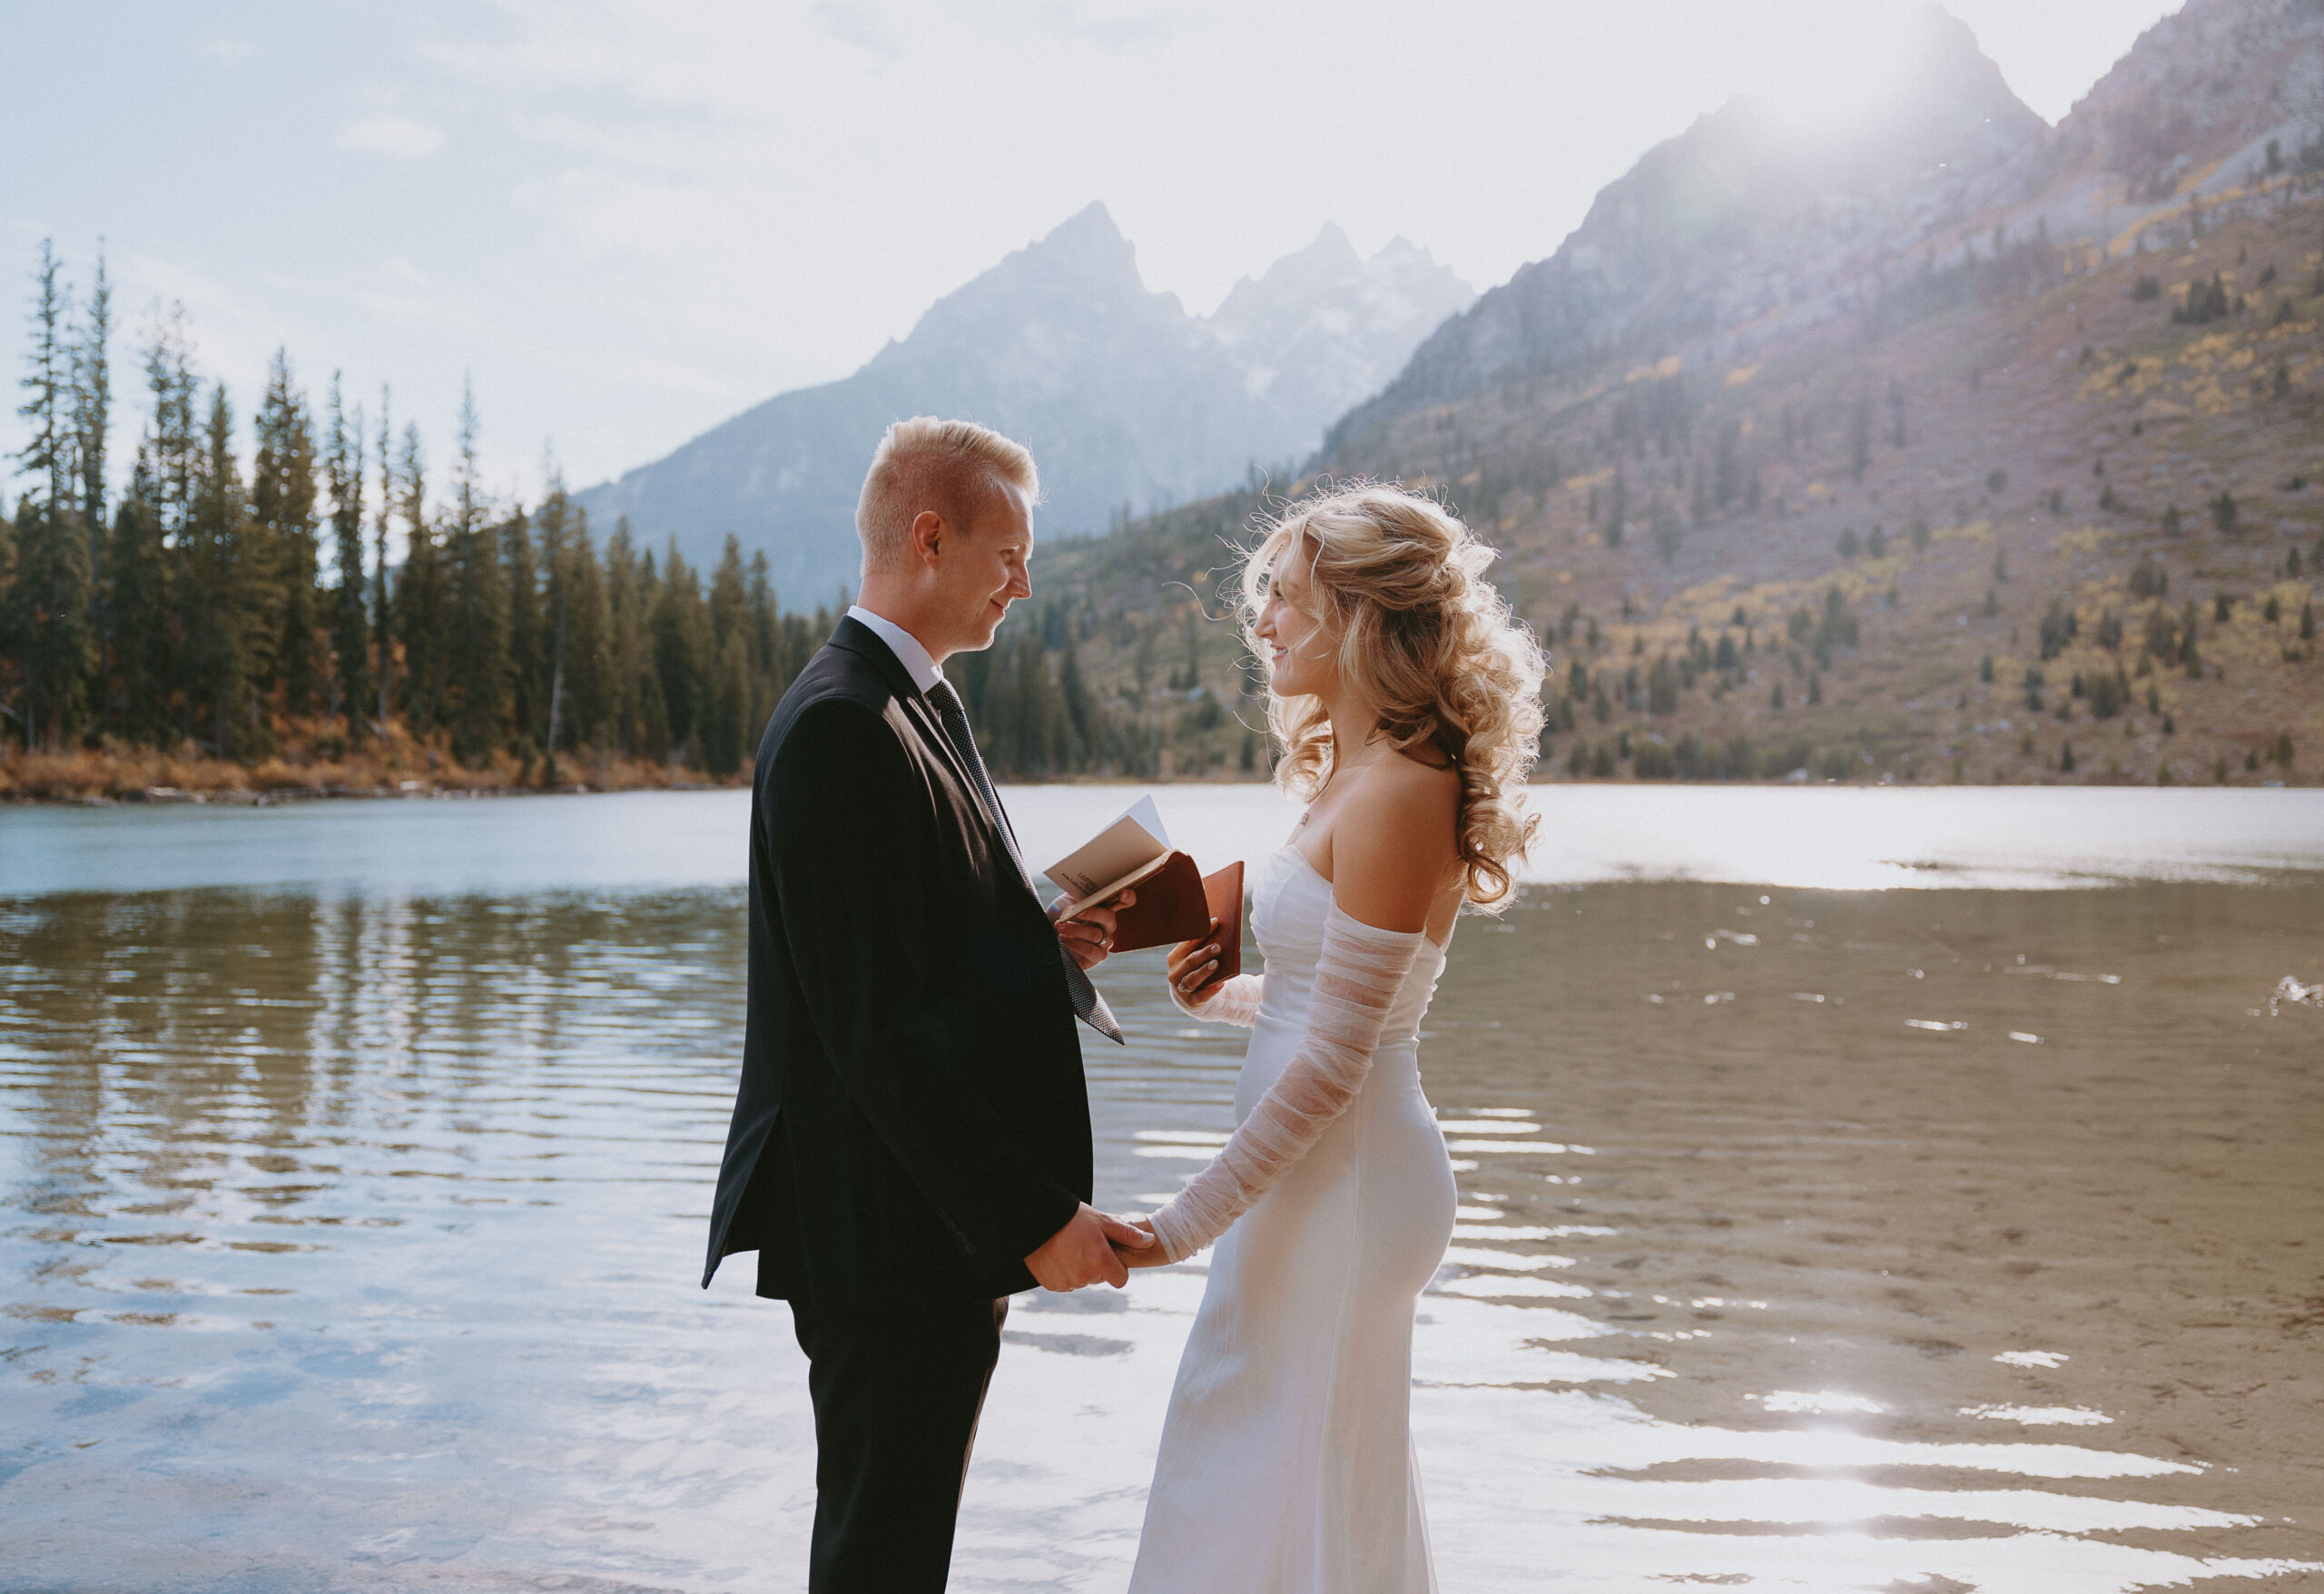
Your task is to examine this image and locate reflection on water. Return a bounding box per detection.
[4,801,2323,1590]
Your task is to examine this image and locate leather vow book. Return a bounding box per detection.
[1110,858,1243,978]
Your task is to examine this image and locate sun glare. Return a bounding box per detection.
[1748,7,1945,137]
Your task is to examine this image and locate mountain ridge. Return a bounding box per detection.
[1326,0,2324,465]
[574,203,1470,605]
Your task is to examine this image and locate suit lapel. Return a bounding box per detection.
[828,618,1030,892]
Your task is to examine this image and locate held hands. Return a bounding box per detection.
[1166,918,1226,1006]
[1110,1215,1170,1268]
[1025,1202,1156,1291]
[1051,888,1134,972]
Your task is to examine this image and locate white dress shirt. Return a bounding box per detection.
[845,605,943,694]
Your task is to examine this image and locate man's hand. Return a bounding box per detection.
[1051,888,1134,972]
[1111,1215,1171,1268]
[1025,1202,1156,1290]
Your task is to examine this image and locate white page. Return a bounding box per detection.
[1042,794,1168,900]
[1124,793,1168,850]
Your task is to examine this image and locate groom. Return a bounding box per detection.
[704,416,1152,1591]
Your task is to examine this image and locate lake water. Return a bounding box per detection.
[4,786,2321,1591]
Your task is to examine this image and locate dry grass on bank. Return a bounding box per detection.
[0,723,745,804]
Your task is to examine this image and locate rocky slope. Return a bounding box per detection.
[1031,0,2324,788]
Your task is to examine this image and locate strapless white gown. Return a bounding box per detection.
[1130,845,1458,1593]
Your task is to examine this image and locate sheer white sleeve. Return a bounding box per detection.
[1147,907,1424,1262]
[1170,972,1264,1028]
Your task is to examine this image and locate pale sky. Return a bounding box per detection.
[2,1,2178,504]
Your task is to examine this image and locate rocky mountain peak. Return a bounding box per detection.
[1567,7,2042,264]
[872,200,1172,375]
[1324,7,2053,457]
[1879,4,2051,153]
[1206,226,1472,418]
[579,206,1470,606]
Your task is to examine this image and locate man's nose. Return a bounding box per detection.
[1008,565,1031,599]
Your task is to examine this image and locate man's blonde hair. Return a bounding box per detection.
[856,417,1040,577]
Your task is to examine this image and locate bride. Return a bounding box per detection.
[1118,484,1545,1591]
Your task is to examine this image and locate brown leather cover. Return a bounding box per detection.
[1104,851,1212,953]
[1200,861,1243,982]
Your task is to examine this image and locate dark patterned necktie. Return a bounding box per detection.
[925,679,1124,1045]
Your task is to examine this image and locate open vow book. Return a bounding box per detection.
[1042,796,1243,976]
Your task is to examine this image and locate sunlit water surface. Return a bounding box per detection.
[4,787,2321,1591]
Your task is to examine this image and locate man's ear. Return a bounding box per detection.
[908,508,946,569]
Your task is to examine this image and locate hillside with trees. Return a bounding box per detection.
[1031,0,2324,789]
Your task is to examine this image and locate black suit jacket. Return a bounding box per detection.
[702,617,1091,1310]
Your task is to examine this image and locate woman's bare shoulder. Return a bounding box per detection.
[1328,752,1460,930]
[1370,745,1461,802]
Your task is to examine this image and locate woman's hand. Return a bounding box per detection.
[1166,917,1226,1005]
[1110,1215,1171,1267]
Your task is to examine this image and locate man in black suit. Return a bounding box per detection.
[704,416,1153,1591]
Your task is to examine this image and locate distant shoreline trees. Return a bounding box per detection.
[3,241,831,782]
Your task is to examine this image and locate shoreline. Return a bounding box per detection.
[12,771,2312,808]
[0,735,746,807]
[2,736,2312,807]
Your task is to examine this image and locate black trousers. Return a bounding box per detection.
[789,1295,1009,1593]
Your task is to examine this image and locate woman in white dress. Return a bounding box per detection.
[1118,485,1546,1592]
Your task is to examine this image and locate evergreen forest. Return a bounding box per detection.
[0,241,1230,797]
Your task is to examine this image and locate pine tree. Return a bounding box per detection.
[106,470,171,744]
[605,517,658,758]
[370,389,395,740]
[443,380,508,763]
[745,548,783,732]
[12,241,95,747]
[702,534,753,776]
[707,628,750,777]
[70,247,111,731]
[182,385,261,756]
[141,306,199,535]
[709,534,749,656]
[651,537,711,761]
[394,420,445,733]
[536,460,575,758]
[323,376,371,734]
[533,461,612,765]
[502,504,541,761]
[119,311,199,744]
[559,512,613,754]
[251,350,320,717]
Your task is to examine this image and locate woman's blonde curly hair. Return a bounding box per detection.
[1239,483,1546,910]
